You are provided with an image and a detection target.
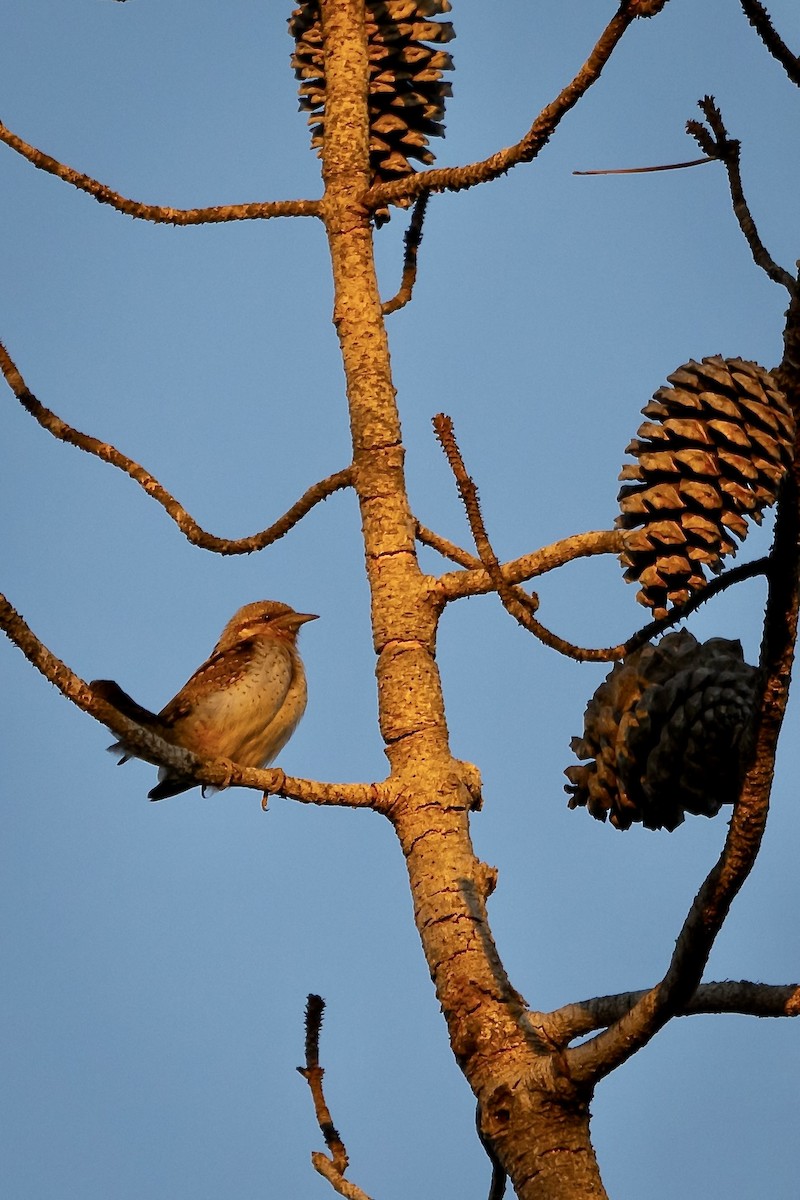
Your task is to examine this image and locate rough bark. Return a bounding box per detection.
[317,2,610,1194]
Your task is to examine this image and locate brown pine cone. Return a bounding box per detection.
[617,357,794,618]
[289,0,454,225]
[565,630,758,831]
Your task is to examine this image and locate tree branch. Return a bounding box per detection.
[738,0,800,86]
[363,1,671,211]
[0,118,320,223]
[432,412,542,628]
[0,590,386,811]
[298,995,375,1200]
[0,340,352,553]
[432,414,768,663]
[434,530,623,599]
[415,522,483,570]
[561,434,800,1086]
[381,192,429,315]
[543,981,800,1044]
[438,549,768,664]
[686,97,795,292]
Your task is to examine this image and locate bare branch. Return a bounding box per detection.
[381,192,429,315]
[561,462,800,1084]
[437,552,768,666]
[739,0,800,86]
[544,981,800,1044]
[298,995,375,1200]
[432,413,542,630]
[0,340,352,553]
[431,414,768,661]
[0,119,320,223]
[686,97,795,291]
[574,155,714,176]
[0,590,385,811]
[416,521,483,570]
[364,2,671,211]
[435,530,623,599]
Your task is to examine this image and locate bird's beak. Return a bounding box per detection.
[286,612,319,629]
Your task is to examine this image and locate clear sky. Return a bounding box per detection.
[2,2,799,1198]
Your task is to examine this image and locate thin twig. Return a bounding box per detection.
[482,556,768,664]
[543,981,800,1044]
[573,155,713,176]
[686,97,795,292]
[382,192,429,315]
[416,521,483,570]
[298,996,374,1200]
[0,341,352,553]
[432,414,541,628]
[739,0,800,87]
[0,590,385,810]
[0,119,320,223]
[364,1,671,211]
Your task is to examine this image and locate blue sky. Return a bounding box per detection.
[2,2,799,1197]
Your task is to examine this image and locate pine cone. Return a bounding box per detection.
[289,0,454,225]
[617,357,794,617]
[565,630,758,831]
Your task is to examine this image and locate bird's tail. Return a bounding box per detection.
[91,678,165,763]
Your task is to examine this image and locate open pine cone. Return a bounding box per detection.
[617,357,794,618]
[565,630,758,831]
[289,0,454,225]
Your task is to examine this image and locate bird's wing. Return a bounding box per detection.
[157,637,293,727]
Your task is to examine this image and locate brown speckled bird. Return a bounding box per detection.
[92,600,318,800]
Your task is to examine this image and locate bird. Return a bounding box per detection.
[91,600,318,800]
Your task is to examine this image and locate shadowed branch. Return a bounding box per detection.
[559,483,799,1084]
[382,193,430,315]
[0,340,352,553]
[739,0,800,86]
[298,995,374,1200]
[542,980,800,1044]
[686,96,795,291]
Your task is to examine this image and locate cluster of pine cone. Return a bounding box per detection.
[565,631,759,831]
[289,0,454,223]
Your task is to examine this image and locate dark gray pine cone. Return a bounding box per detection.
[617,356,794,618]
[289,0,454,225]
[565,630,758,831]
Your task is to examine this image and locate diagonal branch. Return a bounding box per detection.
[364,1,671,211]
[738,0,800,86]
[416,521,483,570]
[0,340,352,553]
[543,980,800,1044]
[298,995,375,1200]
[432,413,542,630]
[0,590,385,812]
[381,192,430,315]
[686,97,795,291]
[0,118,320,223]
[560,466,800,1085]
